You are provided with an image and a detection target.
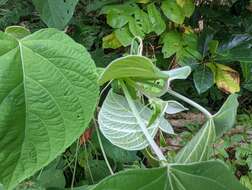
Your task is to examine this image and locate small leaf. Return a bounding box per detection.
[5,26,30,39]
[165,100,188,114]
[102,32,122,49]
[98,90,174,151]
[32,0,79,29]
[147,3,166,35]
[98,55,167,85]
[163,66,192,81]
[209,64,240,94]
[106,14,130,28]
[175,119,216,163]
[213,94,239,137]
[114,26,134,47]
[193,65,214,94]
[162,31,182,58]
[161,0,185,24]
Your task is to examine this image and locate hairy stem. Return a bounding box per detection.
[167,88,213,119]
[120,81,167,163]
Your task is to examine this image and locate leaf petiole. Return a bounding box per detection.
[120,80,167,164]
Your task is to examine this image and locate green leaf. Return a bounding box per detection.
[32,0,79,29]
[5,26,31,39]
[241,62,252,92]
[93,131,138,163]
[165,100,188,114]
[131,66,191,97]
[216,34,252,63]
[147,3,166,35]
[98,90,174,151]
[175,119,216,163]
[128,18,145,38]
[164,66,192,81]
[98,55,167,85]
[162,31,182,58]
[102,32,122,49]
[134,9,152,34]
[0,28,99,189]
[177,0,195,17]
[161,0,185,24]
[114,26,134,47]
[91,160,247,190]
[193,65,214,94]
[106,14,130,28]
[213,94,239,137]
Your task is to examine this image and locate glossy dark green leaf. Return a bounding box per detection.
[216,34,252,63]
[91,160,247,190]
[193,65,214,94]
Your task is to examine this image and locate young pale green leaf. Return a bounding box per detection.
[193,65,214,94]
[163,66,191,81]
[98,55,167,85]
[91,160,247,190]
[175,119,216,163]
[0,28,99,189]
[165,100,188,114]
[98,90,174,151]
[213,94,239,137]
[147,3,166,35]
[32,0,79,29]
[5,26,31,39]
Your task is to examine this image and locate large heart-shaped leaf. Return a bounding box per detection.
[91,160,247,190]
[175,119,216,163]
[32,0,79,29]
[98,90,173,151]
[0,28,99,189]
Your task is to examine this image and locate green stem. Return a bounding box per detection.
[93,118,114,175]
[120,81,167,163]
[167,88,213,119]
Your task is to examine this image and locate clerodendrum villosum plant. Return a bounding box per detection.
[95,39,247,190]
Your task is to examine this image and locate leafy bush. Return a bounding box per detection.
[0,0,251,190]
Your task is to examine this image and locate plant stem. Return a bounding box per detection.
[93,118,114,175]
[167,88,213,119]
[120,81,167,163]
